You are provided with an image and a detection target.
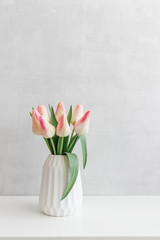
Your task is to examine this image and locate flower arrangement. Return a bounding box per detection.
[30,102,91,200]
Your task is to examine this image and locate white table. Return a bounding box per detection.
[0,196,160,238]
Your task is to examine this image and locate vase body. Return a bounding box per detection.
[39,154,83,217]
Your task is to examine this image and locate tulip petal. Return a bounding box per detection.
[32,109,42,135]
[37,105,50,122]
[74,111,91,135]
[39,116,55,138]
[56,114,70,137]
[55,102,66,121]
[71,104,83,126]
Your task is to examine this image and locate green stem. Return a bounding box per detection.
[67,129,74,151]
[70,129,74,140]
[59,137,64,155]
[50,138,57,155]
[44,138,52,154]
[70,136,79,153]
[67,134,78,152]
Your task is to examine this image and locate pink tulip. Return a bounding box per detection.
[37,105,50,122]
[71,104,83,126]
[56,114,70,137]
[39,115,55,138]
[74,111,91,135]
[55,102,66,121]
[32,108,55,138]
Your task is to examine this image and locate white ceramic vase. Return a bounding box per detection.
[39,154,83,217]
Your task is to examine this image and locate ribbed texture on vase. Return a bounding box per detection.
[39,154,83,217]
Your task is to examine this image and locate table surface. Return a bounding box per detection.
[0,196,160,237]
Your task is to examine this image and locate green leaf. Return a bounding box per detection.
[67,105,72,125]
[79,135,87,169]
[49,106,58,128]
[48,105,58,147]
[29,112,32,117]
[44,138,53,154]
[61,152,79,200]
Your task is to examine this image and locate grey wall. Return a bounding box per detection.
[0,0,160,195]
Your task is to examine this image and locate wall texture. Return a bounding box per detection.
[0,0,160,195]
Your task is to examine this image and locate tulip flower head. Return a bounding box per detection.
[32,108,55,138]
[74,111,91,136]
[56,114,70,137]
[71,104,83,126]
[37,105,50,122]
[55,102,66,121]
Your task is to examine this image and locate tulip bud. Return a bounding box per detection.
[74,111,91,135]
[37,105,50,122]
[56,114,70,137]
[32,108,42,135]
[32,108,55,138]
[71,104,83,126]
[55,102,66,121]
[39,116,55,138]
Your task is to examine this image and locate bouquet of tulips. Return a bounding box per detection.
[30,102,91,199]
